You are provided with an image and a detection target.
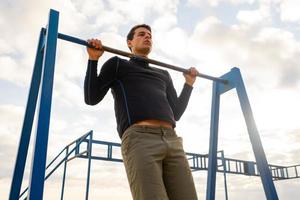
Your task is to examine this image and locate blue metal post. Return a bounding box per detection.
[27,9,59,200]
[85,131,93,200]
[9,28,45,200]
[220,151,228,200]
[206,81,221,200]
[232,68,278,200]
[60,147,69,200]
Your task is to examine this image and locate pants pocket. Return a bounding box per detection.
[121,131,140,156]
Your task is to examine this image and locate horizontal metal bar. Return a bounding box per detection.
[92,140,121,147]
[79,156,124,163]
[20,132,92,199]
[67,150,88,162]
[55,31,228,84]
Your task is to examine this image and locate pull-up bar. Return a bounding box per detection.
[53,30,228,84]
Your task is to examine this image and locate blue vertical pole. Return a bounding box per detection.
[232,68,278,200]
[9,28,45,200]
[27,9,59,200]
[60,147,69,200]
[206,81,221,200]
[85,131,93,200]
[220,151,228,200]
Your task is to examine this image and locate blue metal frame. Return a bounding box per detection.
[206,81,221,200]
[15,128,299,199]
[9,28,45,200]
[18,131,93,199]
[206,68,278,200]
[219,151,228,200]
[9,8,284,200]
[60,147,69,200]
[27,9,59,200]
[85,131,93,200]
[233,68,278,199]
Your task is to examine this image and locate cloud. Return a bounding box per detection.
[108,0,180,20]
[236,1,272,26]
[153,26,189,62]
[0,104,28,198]
[280,0,300,23]
[0,104,24,138]
[188,0,256,7]
[185,15,300,87]
[280,65,300,87]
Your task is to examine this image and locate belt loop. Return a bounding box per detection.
[160,126,164,136]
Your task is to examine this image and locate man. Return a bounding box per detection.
[84,24,198,200]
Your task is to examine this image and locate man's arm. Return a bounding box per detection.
[166,67,198,120]
[84,39,117,105]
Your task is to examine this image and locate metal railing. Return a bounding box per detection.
[19,131,93,200]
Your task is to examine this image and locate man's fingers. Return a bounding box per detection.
[87,38,103,50]
[186,67,198,76]
[96,39,103,50]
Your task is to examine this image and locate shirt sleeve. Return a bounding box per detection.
[166,71,193,121]
[84,56,118,105]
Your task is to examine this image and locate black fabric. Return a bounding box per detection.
[84,56,193,138]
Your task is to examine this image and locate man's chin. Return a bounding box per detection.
[140,47,152,55]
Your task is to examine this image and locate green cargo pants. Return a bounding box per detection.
[121,125,198,200]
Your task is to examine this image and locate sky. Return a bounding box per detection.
[0,0,300,199]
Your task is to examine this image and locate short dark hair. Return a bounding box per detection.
[127,24,151,41]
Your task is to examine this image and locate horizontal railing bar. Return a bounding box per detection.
[67,150,88,162]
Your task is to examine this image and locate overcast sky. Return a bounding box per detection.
[1,0,300,199]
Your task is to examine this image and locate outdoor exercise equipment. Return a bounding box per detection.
[9,9,299,200]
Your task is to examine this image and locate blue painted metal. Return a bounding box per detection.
[231,68,278,199]
[11,8,299,200]
[206,67,279,200]
[206,81,221,200]
[9,28,45,200]
[85,131,93,200]
[19,131,93,199]
[60,147,69,200]
[219,151,228,200]
[51,135,300,180]
[27,9,59,200]
[17,129,300,199]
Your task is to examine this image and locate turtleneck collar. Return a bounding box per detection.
[129,56,149,67]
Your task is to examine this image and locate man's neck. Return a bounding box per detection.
[133,53,148,58]
[132,50,149,58]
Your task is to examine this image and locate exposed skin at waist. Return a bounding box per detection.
[133,119,173,129]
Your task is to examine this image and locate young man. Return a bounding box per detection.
[84,24,198,200]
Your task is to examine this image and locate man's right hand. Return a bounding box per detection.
[87,39,104,61]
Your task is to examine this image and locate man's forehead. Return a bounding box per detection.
[135,27,151,34]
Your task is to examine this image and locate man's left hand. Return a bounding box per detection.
[184,67,198,86]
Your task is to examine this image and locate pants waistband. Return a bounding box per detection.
[123,124,176,138]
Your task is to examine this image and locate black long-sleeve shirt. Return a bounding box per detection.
[84,56,193,138]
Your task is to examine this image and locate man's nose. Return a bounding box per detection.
[145,34,151,39]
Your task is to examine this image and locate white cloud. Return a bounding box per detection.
[188,0,256,7]
[71,0,105,18]
[280,0,300,23]
[0,104,26,198]
[152,13,178,31]
[236,1,272,26]
[154,27,189,61]
[0,56,20,83]
[185,15,300,88]
[237,9,265,25]
[187,16,245,75]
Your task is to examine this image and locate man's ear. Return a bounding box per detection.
[127,40,132,48]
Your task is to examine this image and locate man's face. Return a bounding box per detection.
[127,27,152,56]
